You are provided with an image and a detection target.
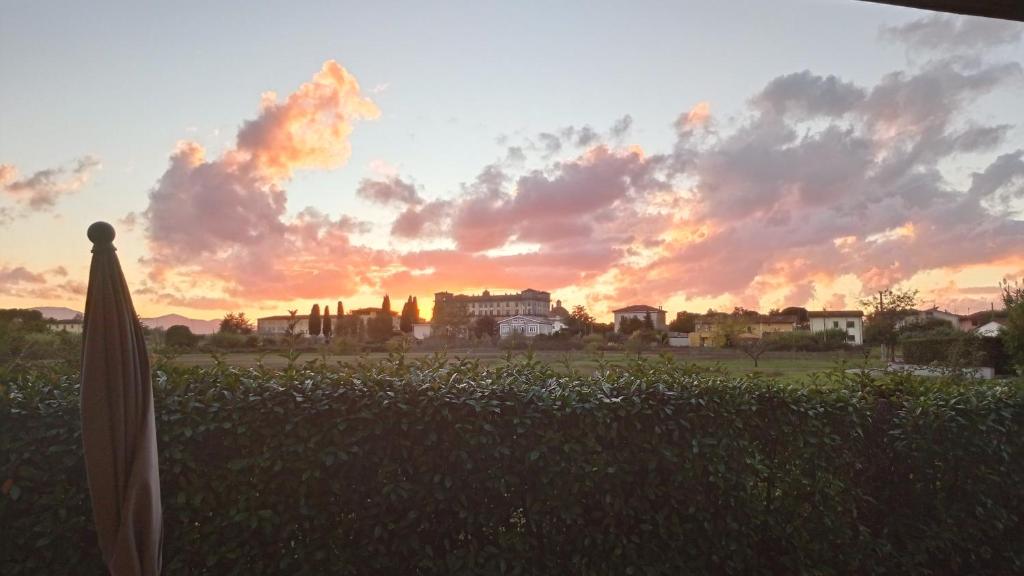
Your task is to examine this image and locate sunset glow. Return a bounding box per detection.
[1,2,1021,322]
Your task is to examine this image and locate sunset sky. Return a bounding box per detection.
[1,1,1022,322]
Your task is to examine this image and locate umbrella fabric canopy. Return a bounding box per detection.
[80,222,163,575]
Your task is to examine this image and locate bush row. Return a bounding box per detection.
[902,332,1014,374]
[2,357,1023,574]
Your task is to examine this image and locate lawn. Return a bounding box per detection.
[167,348,883,383]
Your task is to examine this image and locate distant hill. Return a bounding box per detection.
[30,307,220,334]
[142,314,220,334]
[32,307,83,320]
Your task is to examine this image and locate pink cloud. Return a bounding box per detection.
[143,61,386,303]
[1,156,100,211]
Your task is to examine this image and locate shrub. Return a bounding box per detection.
[2,360,1023,574]
[765,329,849,352]
[204,331,249,351]
[164,325,197,348]
[901,330,981,367]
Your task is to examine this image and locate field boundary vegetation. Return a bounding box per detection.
[2,356,1022,574]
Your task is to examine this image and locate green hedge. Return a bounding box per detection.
[2,357,1023,574]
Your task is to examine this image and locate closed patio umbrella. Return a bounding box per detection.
[81,221,163,575]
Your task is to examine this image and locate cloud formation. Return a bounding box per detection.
[143,60,386,302]
[0,264,85,300]
[881,13,1023,53]
[1,156,100,211]
[141,18,1024,317]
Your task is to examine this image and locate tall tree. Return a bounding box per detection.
[322,305,333,342]
[219,312,254,334]
[473,316,497,338]
[382,295,391,314]
[644,311,654,330]
[412,296,419,322]
[367,313,394,341]
[308,304,322,337]
[433,300,469,338]
[1001,279,1024,374]
[400,296,415,333]
[669,311,696,333]
[336,301,345,336]
[861,287,918,362]
[569,305,595,335]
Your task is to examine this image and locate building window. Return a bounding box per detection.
[846,320,855,328]
[832,321,839,328]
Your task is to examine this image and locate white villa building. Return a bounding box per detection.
[808,310,864,345]
[898,306,961,330]
[498,315,554,338]
[975,321,1005,337]
[434,288,551,320]
[47,318,84,334]
[612,305,667,332]
[412,323,433,340]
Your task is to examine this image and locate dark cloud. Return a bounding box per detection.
[609,115,633,139]
[357,176,422,206]
[753,71,865,118]
[881,13,1022,53]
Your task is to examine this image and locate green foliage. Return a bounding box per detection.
[218,312,254,335]
[367,313,394,342]
[3,361,1023,574]
[0,309,51,363]
[668,311,696,333]
[307,304,322,337]
[567,305,595,335]
[901,330,980,368]
[766,329,851,352]
[1003,279,1024,374]
[321,306,333,340]
[164,325,197,349]
[205,331,258,351]
[862,287,918,361]
[472,315,496,338]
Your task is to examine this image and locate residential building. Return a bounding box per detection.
[434,288,551,319]
[257,309,398,335]
[975,320,1005,337]
[257,315,307,335]
[613,305,667,332]
[412,323,433,340]
[349,307,401,330]
[667,332,690,347]
[47,318,84,334]
[959,308,1008,332]
[898,306,961,330]
[808,310,864,345]
[498,315,554,338]
[692,313,798,347]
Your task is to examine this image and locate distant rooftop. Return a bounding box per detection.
[808,310,864,318]
[613,305,664,314]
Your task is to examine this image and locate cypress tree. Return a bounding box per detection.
[382,294,391,314]
[322,305,333,341]
[400,296,414,333]
[337,301,345,336]
[309,304,322,337]
[412,296,419,322]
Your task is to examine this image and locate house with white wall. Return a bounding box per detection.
[808,310,863,345]
[498,315,554,338]
[612,305,667,333]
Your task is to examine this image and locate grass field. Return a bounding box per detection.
[167,348,884,383]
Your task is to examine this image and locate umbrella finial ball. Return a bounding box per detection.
[87,221,116,245]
